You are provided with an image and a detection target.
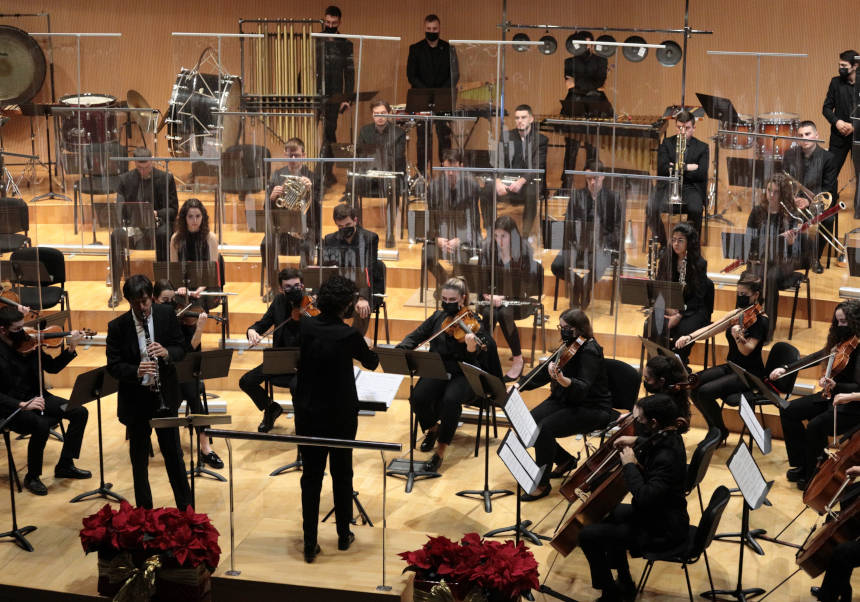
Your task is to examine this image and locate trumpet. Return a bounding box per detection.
[668,131,686,204]
[781,171,846,256]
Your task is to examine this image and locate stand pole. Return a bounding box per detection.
[270,447,303,476]
[187,373,225,483]
[224,438,240,576]
[455,396,512,512]
[376,451,392,592]
[70,394,126,503]
[386,370,441,492]
[0,430,36,552]
[483,482,550,546]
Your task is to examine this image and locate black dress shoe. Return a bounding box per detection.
[24,475,47,496]
[199,451,224,469]
[503,365,524,383]
[258,402,284,433]
[813,261,825,274]
[304,543,321,563]
[519,484,551,502]
[615,575,637,599]
[796,478,808,491]
[419,429,438,453]
[424,453,443,473]
[786,467,805,483]
[338,531,355,551]
[54,464,92,479]
[548,456,578,479]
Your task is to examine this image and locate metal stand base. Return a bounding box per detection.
[31,190,71,203]
[539,584,579,602]
[0,524,36,552]
[484,520,550,547]
[270,450,303,476]
[189,463,227,482]
[456,487,513,514]
[70,481,126,504]
[713,528,766,556]
[385,458,440,493]
[700,586,765,601]
[322,490,372,526]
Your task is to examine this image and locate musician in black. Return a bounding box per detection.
[0,306,90,496]
[479,216,540,382]
[560,30,612,187]
[822,50,858,217]
[317,5,354,188]
[676,273,768,443]
[550,160,622,309]
[294,275,378,563]
[239,268,305,433]
[519,309,613,501]
[106,274,191,510]
[153,279,222,469]
[812,463,860,602]
[782,120,839,273]
[493,104,548,239]
[108,148,179,305]
[425,148,483,291]
[396,276,501,473]
[651,221,711,367]
[321,203,381,336]
[642,354,691,423]
[650,110,709,243]
[578,394,689,601]
[775,301,860,490]
[263,138,322,286]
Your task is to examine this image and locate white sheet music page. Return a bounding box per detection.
[353,367,405,407]
[504,387,539,447]
[738,394,771,454]
[497,430,542,494]
[727,443,768,510]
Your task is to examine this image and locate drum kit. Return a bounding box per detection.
[717,111,800,159]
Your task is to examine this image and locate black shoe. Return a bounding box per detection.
[810,586,821,600]
[54,464,92,479]
[503,364,524,383]
[548,456,578,479]
[519,484,551,502]
[424,453,443,473]
[419,429,438,453]
[786,467,805,483]
[615,575,637,599]
[23,475,47,496]
[199,451,224,469]
[797,478,808,491]
[304,543,321,563]
[258,403,284,433]
[338,532,355,551]
[813,261,825,274]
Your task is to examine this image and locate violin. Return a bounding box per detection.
[300,294,320,317]
[0,287,39,321]
[419,306,487,351]
[556,336,586,371]
[16,326,96,353]
[822,336,859,400]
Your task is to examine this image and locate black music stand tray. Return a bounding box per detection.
[379,347,446,493]
[457,363,514,512]
[302,265,340,293]
[175,350,233,486]
[263,348,303,476]
[0,408,36,551]
[845,243,860,277]
[406,88,454,115]
[67,367,125,503]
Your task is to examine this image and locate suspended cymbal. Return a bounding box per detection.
[594,34,616,58]
[656,40,683,67]
[622,35,649,62]
[539,35,558,55]
[126,89,158,132]
[565,33,588,57]
[512,33,530,53]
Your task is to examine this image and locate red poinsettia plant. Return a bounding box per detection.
[79,501,221,572]
[399,533,539,600]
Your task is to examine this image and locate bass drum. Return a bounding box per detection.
[166,69,241,157]
[0,25,46,105]
[57,93,119,175]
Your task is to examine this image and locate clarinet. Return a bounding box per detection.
[141,320,169,414]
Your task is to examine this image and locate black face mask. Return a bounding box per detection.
[839,67,851,79]
[643,379,663,394]
[285,287,304,307]
[323,26,338,34]
[560,327,576,345]
[736,294,751,309]
[343,302,355,319]
[339,226,356,239]
[441,301,460,316]
[425,32,440,43]
[834,325,853,342]
[634,420,653,437]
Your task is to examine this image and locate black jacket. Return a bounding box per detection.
[519,338,612,410]
[321,226,380,301]
[498,127,548,187]
[564,53,608,93]
[294,313,378,417]
[657,135,709,212]
[782,145,839,200]
[822,75,857,145]
[0,341,77,415]
[397,310,502,379]
[249,293,301,349]
[427,173,483,246]
[622,430,690,551]
[562,186,623,252]
[106,303,186,425]
[356,123,406,173]
[117,167,179,227]
[316,35,354,98]
[656,251,710,319]
[407,39,459,89]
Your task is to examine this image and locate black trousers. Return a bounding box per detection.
[530,397,612,486]
[7,392,88,478]
[818,540,860,602]
[415,120,452,176]
[479,305,523,357]
[579,504,638,589]
[127,414,192,510]
[692,365,748,435]
[829,134,858,217]
[295,410,357,546]
[239,364,296,412]
[320,103,341,179]
[409,374,473,445]
[779,394,860,479]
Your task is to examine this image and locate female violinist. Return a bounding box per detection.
[675,273,768,443]
[653,221,712,367]
[517,309,613,501]
[777,300,860,490]
[396,277,502,473]
[153,279,222,469]
[578,393,689,602]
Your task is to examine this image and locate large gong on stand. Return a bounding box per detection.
[0,25,46,106]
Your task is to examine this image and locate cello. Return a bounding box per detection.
[796,493,859,578]
[804,428,860,514]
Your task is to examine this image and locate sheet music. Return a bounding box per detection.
[353,367,404,407]
[497,430,543,494]
[504,387,539,447]
[727,443,770,510]
[738,394,771,454]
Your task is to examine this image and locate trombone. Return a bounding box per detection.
[781,171,846,257]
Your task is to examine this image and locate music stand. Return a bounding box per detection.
[725,157,780,190]
[378,347,447,493]
[845,244,860,277]
[263,348,302,476]
[727,362,787,410]
[457,363,514,512]
[696,93,743,124]
[89,201,123,246]
[406,88,454,115]
[66,367,125,503]
[0,408,36,551]
[302,265,339,292]
[639,337,687,374]
[175,350,233,488]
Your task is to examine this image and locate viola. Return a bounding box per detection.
[738,303,763,331]
[438,307,486,350]
[17,326,96,353]
[675,303,763,349]
[179,310,225,325]
[556,336,586,371]
[822,336,859,400]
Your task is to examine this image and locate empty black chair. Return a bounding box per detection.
[0,197,31,253]
[10,247,71,328]
[636,485,732,601]
[582,359,638,456]
[683,426,723,595]
[723,341,799,415]
[372,260,389,347]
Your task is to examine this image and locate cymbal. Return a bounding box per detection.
[126,89,158,132]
